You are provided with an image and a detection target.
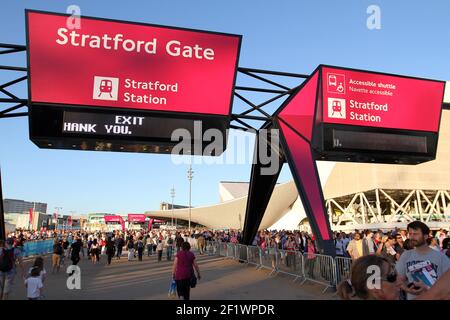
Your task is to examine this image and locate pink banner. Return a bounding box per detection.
[321,66,444,132]
[128,214,146,223]
[104,215,125,231]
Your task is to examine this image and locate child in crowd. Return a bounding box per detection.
[24,267,44,300]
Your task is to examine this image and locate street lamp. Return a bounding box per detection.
[187,165,194,231]
[54,207,62,233]
[170,187,175,227]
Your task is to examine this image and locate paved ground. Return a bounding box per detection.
[9,250,337,300]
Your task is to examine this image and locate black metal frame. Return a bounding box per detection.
[0,43,28,119]
[1,38,449,249]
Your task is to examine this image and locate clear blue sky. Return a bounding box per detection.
[1,0,450,216]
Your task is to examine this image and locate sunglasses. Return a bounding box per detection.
[382,272,397,283]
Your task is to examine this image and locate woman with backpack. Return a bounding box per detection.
[90,239,100,264]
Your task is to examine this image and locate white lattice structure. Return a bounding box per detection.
[324,109,450,231]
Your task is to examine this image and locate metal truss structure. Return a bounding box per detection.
[326,188,450,231]
[0,43,28,119]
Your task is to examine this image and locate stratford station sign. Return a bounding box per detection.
[26,10,241,154]
[277,65,446,165]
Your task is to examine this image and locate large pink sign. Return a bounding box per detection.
[128,214,146,223]
[322,66,445,132]
[104,215,125,231]
[27,10,241,116]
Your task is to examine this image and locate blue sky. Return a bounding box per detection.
[1,0,450,216]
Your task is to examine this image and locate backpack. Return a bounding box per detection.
[0,248,15,272]
[138,241,144,249]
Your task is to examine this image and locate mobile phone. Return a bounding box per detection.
[407,282,421,290]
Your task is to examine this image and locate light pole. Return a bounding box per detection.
[170,187,175,228]
[187,165,193,231]
[55,207,62,233]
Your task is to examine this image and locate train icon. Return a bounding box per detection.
[93,76,119,101]
[328,98,346,119]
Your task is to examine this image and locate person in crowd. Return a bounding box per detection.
[146,234,153,256]
[347,233,363,260]
[62,237,70,262]
[126,237,135,261]
[362,230,377,256]
[0,238,24,300]
[28,256,46,283]
[51,239,63,274]
[137,237,144,261]
[335,232,347,257]
[105,237,116,265]
[116,235,124,260]
[305,238,316,278]
[395,221,450,300]
[172,241,201,300]
[166,236,174,261]
[157,240,164,262]
[24,267,44,300]
[394,234,405,257]
[90,239,100,264]
[428,238,441,252]
[376,235,398,265]
[87,237,93,260]
[337,255,402,300]
[197,233,206,255]
[285,235,297,268]
[69,236,83,269]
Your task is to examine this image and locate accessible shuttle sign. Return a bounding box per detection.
[26,10,241,115]
[322,66,444,132]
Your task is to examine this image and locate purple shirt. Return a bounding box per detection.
[175,250,195,280]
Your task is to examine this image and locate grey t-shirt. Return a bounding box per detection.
[396,248,450,300]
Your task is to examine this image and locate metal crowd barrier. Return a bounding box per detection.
[207,241,344,294]
[218,242,228,257]
[246,245,260,267]
[206,241,218,256]
[259,247,276,273]
[235,244,248,263]
[275,250,304,281]
[335,256,352,285]
[22,239,55,257]
[226,243,235,258]
[301,253,337,293]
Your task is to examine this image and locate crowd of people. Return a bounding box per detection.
[1,222,450,300]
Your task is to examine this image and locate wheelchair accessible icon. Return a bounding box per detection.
[327,73,345,94]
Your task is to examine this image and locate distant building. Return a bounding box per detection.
[3,198,47,214]
[160,202,189,210]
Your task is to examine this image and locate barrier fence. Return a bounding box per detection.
[206,241,352,293]
[22,239,54,257]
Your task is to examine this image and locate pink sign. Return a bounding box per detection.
[104,215,125,231]
[128,214,146,223]
[27,11,241,116]
[322,66,445,132]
